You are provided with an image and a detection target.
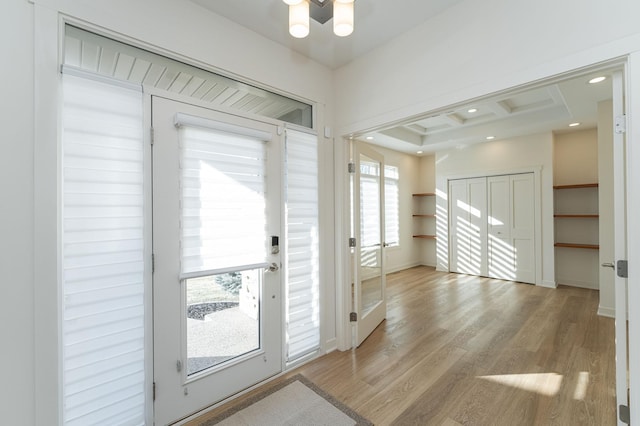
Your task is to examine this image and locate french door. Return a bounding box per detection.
[353,143,387,346]
[152,97,282,425]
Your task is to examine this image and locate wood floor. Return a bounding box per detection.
[188,266,616,425]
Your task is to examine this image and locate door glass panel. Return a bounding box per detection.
[359,154,383,315]
[186,268,261,376]
[179,122,268,377]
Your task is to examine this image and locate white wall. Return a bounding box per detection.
[434,133,555,286]
[0,1,35,424]
[553,128,599,185]
[23,1,336,424]
[334,0,640,136]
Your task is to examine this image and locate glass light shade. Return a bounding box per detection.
[289,1,309,38]
[333,1,354,37]
[283,0,303,5]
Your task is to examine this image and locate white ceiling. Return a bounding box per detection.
[192,0,618,156]
[192,0,465,69]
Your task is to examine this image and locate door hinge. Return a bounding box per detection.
[349,237,356,248]
[619,404,630,424]
[176,360,182,373]
[348,162,356,174]
[151,253,155,274]
[153,382,156,401]
[350,312,357,322]
[150,127,155,145]
[617,260,628,278]
[615,114,627,134]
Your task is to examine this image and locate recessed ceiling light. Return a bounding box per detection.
[417,150,423,154]
[589,76,606,84]
[468,108,478,113]
[365,136,374,140]
[569,122,581,127]
[486,136,495,140]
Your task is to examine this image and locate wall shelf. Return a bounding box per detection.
[413,193,436,241]
[553,183,598,189]
[553,182,599,254]
[554,243,599,250]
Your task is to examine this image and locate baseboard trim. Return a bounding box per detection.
[555,277,598,290]
[386,261,422,274]
[538,280,557,289]
[597,306,615,318]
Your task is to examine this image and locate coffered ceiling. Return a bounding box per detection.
[358,71,616,154]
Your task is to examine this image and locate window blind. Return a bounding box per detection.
[177,124,268,275]
[62,74,145,425]
[284,129,320,361]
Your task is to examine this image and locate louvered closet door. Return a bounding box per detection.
[152,97,282,425]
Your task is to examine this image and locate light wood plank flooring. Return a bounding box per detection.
[188,266,616,425]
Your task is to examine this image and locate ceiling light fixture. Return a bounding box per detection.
[284,0,354,38]
[486,136,495,140]
[467,108,478,113]
[365,136,373,140]
[569,122,581,127]
[588,76,606,84]
[417,151,423,154]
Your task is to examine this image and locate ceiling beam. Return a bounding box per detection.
[486,100,513,117]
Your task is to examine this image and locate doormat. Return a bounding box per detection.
[198,374,373,425]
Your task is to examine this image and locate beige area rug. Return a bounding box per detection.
[199,374,373,426]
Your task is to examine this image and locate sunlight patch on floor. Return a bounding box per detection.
[573,371,590,400]
[477,372,563,396]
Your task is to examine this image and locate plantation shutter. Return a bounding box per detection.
[62,72,145,425]
[284,129,320,361]
[360,160,381,247]
[384,165,399,246]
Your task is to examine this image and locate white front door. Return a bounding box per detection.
[353,143,386,346]
[152,97,282,425]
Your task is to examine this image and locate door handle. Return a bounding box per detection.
[601,262,615,269]
[265,262,279,272]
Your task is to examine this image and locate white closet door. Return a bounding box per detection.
[449,180,468,275]
[487,174,535,283]
[488,176,514,280]
[449,177,487,276]
[510,174,535,283]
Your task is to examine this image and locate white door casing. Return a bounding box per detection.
[612,70,629,425]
